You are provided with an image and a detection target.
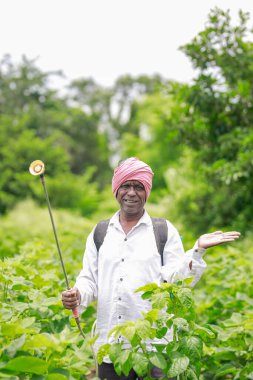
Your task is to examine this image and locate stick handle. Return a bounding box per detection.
[72,307,79,318]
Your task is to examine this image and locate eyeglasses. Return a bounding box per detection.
[119,183,145,192]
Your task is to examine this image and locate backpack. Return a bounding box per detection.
[93,217,168,265]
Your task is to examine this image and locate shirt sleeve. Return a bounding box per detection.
[161,221,207,286]
[74,228,98,312]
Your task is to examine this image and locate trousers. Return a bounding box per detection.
[98,362,173,380]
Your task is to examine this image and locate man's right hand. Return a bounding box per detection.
[61,287,81,310]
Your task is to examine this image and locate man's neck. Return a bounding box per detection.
[119,210,144,234]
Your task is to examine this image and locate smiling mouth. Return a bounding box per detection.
[124,199,137,203]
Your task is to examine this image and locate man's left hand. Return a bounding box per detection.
[197,230,241,249]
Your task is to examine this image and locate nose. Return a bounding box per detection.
[128,186,137,195]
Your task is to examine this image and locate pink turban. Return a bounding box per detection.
[112,157,154,199]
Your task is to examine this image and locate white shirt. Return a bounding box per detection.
[75,210,206,356]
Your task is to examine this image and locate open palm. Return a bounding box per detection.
[198,230,241,249]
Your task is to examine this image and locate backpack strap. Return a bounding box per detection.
[93,219,110,252]
[93,217,168,266]
[151,217,168,266]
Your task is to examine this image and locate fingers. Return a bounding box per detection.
[198,230,241,249]
[216,231,241,245]
[222,231,241,240]
[61,287,81,310]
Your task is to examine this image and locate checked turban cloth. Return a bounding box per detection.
[112,157,154,200]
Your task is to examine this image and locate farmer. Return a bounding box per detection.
[62,157,240,380]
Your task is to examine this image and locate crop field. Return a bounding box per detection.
[0,201,252,379]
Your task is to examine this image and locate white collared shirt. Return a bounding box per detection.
[75,210,206,355]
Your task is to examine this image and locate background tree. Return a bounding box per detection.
[171,8,253,234]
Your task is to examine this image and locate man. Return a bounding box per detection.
[62,157,240,380]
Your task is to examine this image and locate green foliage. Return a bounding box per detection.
[1,6,253,379]
[97,247,253,380]
[0,55,111,214]
[97,281,207,379]
[0,202,96,379]
[1,198,253,379]
[175,8,253,233]
[193,239,253,379]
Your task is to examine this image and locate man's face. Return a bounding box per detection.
[116,180,146,217]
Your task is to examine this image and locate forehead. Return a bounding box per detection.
[121,180,144,186]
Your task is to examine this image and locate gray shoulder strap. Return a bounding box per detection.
[93,217,168,265]
[93,219,110,252]
[151,217,168,266]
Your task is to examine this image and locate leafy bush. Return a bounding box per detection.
[0,202,96,379]
[97,280,212,379]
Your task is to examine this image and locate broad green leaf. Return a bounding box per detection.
[135,283,159,293]
[156,326,168,339]
[223,312,244,327]
[108,324,122,338]
[0,308,13,321]
[2,322,38,338]
[145,308,159,322]
[4,356,48,375]
[109,343,122,362]
[6,334,26,357]
[0,373,19,379]
[149,352,167,371]
[167,355,189,377]
[45,374,68,380]
[132,353,149,377]
[141,291,153,300]
[160,282,173,291]
[177,288,193,308]
[194,324,215,339]
[118,350,132,376]
[166,341,177,355]
[88,333,100,346]
[113,361,122,376]
[129,333,140,347]
[180,336,203,361]
[97,344,110,364]
[23,333,54,350]
[12,302,29,312]
[185,368,198,380]
[182,277,194,286]
[122,323,136,341]
[152,344,167,353]
[244,319,253,330]
[239,361,253,378]
[213,350,237,361]
[214,363,238,377]
[20,317,36,328]
[136,319,152,340]
[118,350,131,366]
[173,318,189,332]
[151,292,170,309]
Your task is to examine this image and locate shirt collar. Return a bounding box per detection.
[110,209,152,229]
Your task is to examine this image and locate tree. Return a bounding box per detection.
[172,8,253,233]
[0,56,111,212]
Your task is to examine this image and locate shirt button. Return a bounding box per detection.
[124,238,127,241]
[118,297,121,301]
[121,258,124,262]
[120,278,123,281]
[118,316,121,319]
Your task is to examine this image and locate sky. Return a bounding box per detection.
[1,0,253,88]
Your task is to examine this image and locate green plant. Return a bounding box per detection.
[97,280,215,379]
